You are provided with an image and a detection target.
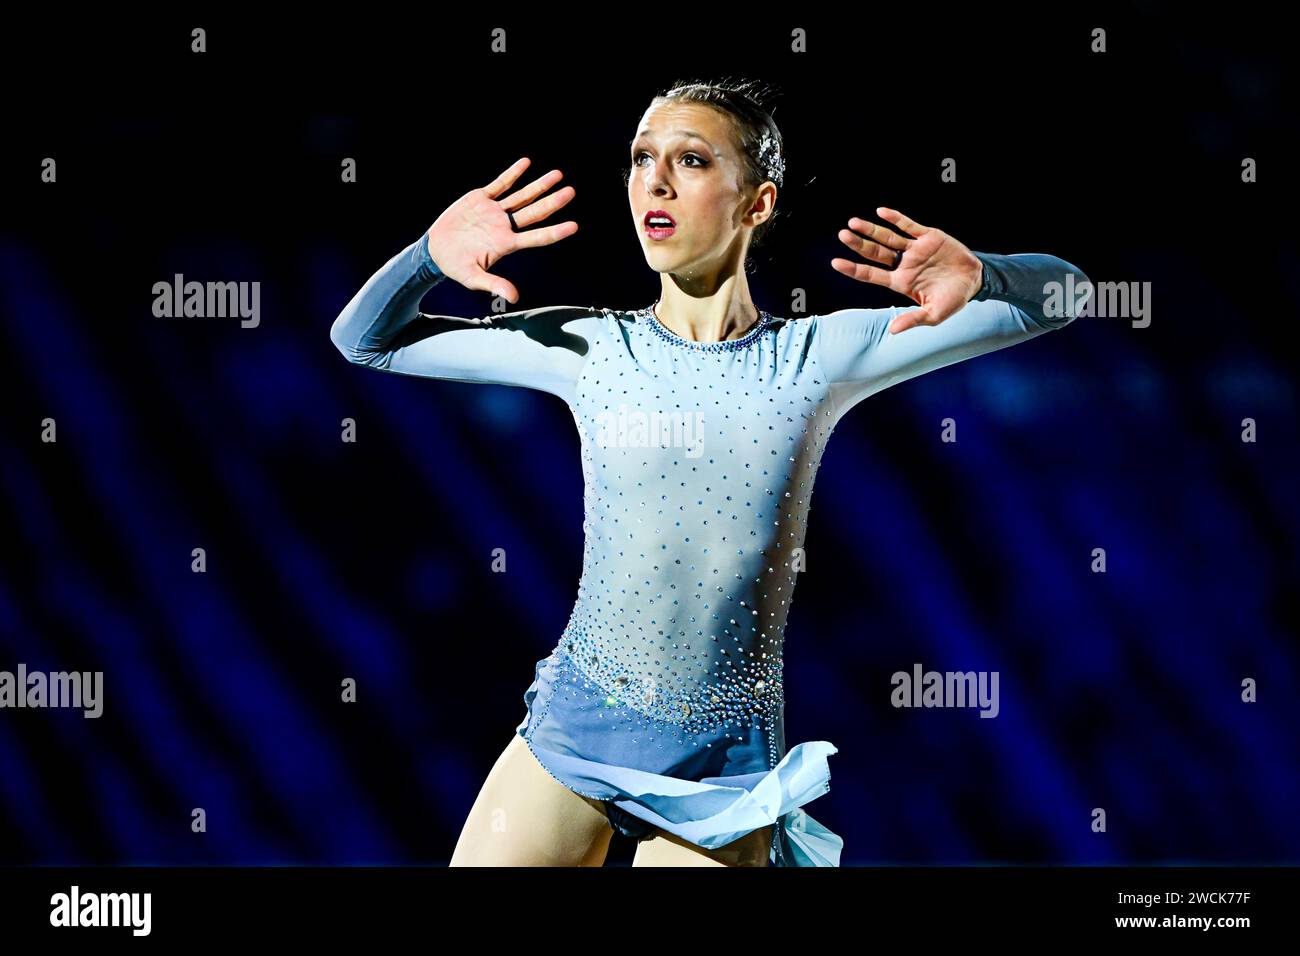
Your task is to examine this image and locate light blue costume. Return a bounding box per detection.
[331,230,1090,865]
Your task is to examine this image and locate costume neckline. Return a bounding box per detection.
[638,302,772,353]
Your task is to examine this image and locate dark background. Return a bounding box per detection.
[1,7,1296,865]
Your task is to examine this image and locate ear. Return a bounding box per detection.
[748,181,777,225]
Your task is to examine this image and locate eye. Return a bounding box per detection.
[631,150,708,168]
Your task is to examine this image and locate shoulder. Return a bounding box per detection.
[795,307,914,384]
[456,304,611,327]
[422,304,616,341]
[763,310,879,349]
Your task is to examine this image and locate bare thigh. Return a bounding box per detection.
[632,824,774,867]
[449,733,614,866]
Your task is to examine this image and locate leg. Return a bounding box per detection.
[450,733,615,866]
[631,824,774,867]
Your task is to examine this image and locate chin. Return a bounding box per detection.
[640,248,677,272]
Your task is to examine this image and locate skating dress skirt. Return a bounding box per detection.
[515,629,841,866]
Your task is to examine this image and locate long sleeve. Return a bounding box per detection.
[329,230,609,405]
[811,251,1091,422]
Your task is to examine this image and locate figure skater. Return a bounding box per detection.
[329,78,1091,867]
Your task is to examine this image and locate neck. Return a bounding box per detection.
[652,288,762,344]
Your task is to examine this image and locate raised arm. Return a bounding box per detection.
[329,230,607,404]
[330,156,606,404]
[813,250,1091,420]
[816,207,1091,422]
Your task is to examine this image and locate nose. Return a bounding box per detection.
[643,158,674,198]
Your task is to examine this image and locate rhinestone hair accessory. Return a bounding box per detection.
[756,127,785,188]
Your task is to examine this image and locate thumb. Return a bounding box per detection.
[474,269,519,305]
[888,309,930,334]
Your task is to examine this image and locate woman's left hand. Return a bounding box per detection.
[831,207,984,334]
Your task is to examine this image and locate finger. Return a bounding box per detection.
[831,256,900,291]
[473,268,520,304]
[838,228,899,268]
[511,220,579,250]
[509,184,576,230]
[887,309,934,334]
[484,157,531,198]
[876,207,929,238]
[846,217,910,251]
[498,168,566,213]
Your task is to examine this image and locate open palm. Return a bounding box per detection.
[427,156,579,305]
[831,207,983,334]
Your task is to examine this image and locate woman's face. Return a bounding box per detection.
[628,101,772,282]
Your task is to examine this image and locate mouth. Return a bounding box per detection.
[643,209,677,240]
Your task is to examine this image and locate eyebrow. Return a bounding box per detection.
[630,128,714,148]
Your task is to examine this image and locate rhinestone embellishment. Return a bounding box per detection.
[523,307,835,775]
[641,303,772,353]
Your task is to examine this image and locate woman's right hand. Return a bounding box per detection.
[425,157,578,305]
